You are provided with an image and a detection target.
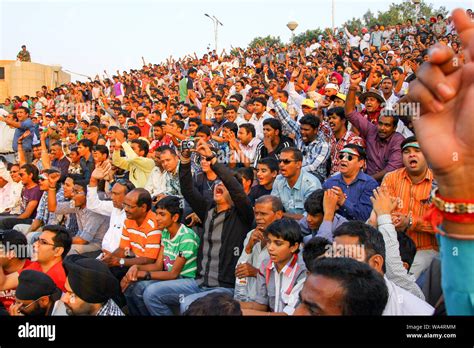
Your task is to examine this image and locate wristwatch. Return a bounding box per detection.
[206,153,216,162]
[144,271,151,281]
[119,258,125,267]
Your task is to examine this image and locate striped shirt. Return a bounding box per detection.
[120,210,162,259]
[162,224,200,278]
[274,99,331,181]
[329,130,366,175]
[381,167,438,251]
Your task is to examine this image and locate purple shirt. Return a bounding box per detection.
[21,185,43,218]
[346,110,404,176]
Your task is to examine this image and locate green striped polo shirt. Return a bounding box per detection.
[162,224,200,278]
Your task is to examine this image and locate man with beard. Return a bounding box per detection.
[381,137,438,279]
[62,255,123,316]
[9,271,61,316]
[326,107,364,175]
[345,72,404,182]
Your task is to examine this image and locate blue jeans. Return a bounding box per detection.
[124,280,157,316]
[143,278,234,316]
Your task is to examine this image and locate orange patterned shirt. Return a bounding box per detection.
[382,167,438,251]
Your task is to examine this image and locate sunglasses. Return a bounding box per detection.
[338,153,359,161]
[279,159,298,164]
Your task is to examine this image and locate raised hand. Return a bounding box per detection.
[403,9,474,200]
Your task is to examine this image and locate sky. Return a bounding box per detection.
[0,0,471,81]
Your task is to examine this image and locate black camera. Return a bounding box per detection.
[181,139,196,151]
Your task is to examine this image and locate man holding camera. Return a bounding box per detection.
[142,139,254,315]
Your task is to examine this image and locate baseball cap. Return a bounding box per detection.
[301,99,316,109]
[325,83,339,91]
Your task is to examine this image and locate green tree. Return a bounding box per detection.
[374,0,448,26]
[248,35,283,48]
[292,29,324,46]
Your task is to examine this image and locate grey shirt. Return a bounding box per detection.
[55,201,110,245]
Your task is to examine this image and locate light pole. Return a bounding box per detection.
[287,21,298,43]
[204,13,223,52]
[412,0,421,18]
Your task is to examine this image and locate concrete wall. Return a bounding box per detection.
[0,60,71,100]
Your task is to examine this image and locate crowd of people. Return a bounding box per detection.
[0,8,473,316]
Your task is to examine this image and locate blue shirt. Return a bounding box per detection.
[271,171,321,215]
[323,171,379,221]
[13,118,38,152]
[300,213,348,243]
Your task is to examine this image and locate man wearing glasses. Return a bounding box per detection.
[0,225,72,294]
[322,145,379,222]
[271,147,322,221]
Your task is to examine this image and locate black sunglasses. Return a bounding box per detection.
[338,153,359,161]
[279,159,297,164]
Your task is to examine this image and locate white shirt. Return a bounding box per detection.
[0,122,15,154]
[382,277,434,315]
[0,182,22,214]
[248,111,272,140]
[237,230,270,302]
[144,167,167,198]
[238,137,262,165]
[86,186,126,252]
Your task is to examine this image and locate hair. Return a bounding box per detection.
[195,125,211,137]
[18,106,30,115]
[400,135,417,150]
[188,117,202,126]
[20,164,39,183]
[114,179,135,194]
[299,115,320,130]
[397,232,417,271]
[263,118,282,136]
[303,236,331,271]
[183,293,242,316]
[264,218,303,252]
[309,257,388,315]
[257,157,279,173]
[133,188,152,212]
[159,146,178,157]
[92,144,109,158]
[239,123,256,138]
[128,126,141,136]
[0,230,29,260]
[280,147,303,162]
[222,122,238,136]
[255,195,284,213]
[304,189,325,216]
[42,225,72,259]
[225,105,237,113]
[253,97,267,107]
[327,107,346,120]
[77,138,93,152]
[155,195,183,221]
[230,93,243,103]
[130,139,149,157]
[333,221,386,274]
[237,167,254,183]
[153,121,166,128]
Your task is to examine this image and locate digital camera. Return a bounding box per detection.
[181,139,196,151]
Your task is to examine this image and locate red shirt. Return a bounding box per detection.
[21,260,67,293]
[0,259,32,311]
[138,123,151,138]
